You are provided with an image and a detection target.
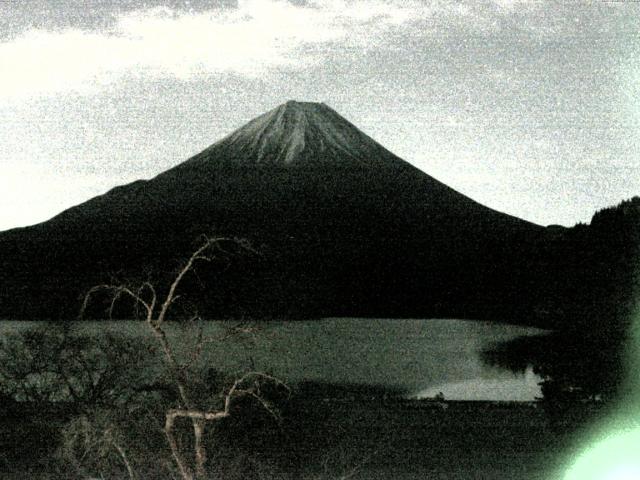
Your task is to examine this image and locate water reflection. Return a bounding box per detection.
[1,318,546,401]
[413,365,542,401]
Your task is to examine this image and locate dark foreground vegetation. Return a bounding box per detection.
[0,375,607,479]
[1,395,608,480]
[0,323,612,480]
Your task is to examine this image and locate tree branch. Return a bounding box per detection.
[156,237,231,325]
[79,235,270,480]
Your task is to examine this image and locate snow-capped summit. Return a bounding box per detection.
[174,100,411,169]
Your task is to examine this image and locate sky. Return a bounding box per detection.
[0,0,638,231]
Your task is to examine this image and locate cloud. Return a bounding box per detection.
[0,0,428,100]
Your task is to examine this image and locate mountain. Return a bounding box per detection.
[176,100,402,168]
[0,101,552,322]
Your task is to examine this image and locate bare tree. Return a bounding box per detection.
[81,237,289,480]
[61,411,137,480]
[0,324,152,406]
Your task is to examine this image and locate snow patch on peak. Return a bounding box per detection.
[186,100,411,169]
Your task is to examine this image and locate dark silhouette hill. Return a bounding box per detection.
[0,102,633,330]
[482,196,640,399]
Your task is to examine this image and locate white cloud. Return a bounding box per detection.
[0,0,427,100]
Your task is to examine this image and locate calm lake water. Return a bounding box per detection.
[0,318,546,401]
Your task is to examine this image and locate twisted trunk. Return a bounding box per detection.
[194,419,207,479]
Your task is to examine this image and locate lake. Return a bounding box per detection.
[0,318,546,401]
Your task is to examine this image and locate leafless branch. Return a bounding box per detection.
[80,284,153,320]
[156,237,231,326]
[80,236,276,480]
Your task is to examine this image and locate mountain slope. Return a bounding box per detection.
[0,101,547,322]
[179,100,401,168]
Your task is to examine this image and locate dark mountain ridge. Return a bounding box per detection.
[0,102,633,331]
[40,101,532,229]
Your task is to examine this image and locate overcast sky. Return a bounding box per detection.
[0,0,638,230]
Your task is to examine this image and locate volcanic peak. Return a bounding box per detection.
[184,100,406,169]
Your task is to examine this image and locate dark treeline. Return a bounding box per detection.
[484,197,640,401]
[534,196,639,333]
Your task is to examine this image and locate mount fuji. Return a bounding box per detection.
[0,101,547,321]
